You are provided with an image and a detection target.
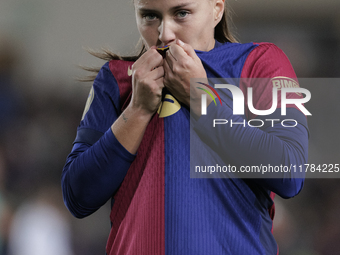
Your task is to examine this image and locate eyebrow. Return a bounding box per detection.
[137,2,196,13]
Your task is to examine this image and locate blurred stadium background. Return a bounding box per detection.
[0,0,340,254]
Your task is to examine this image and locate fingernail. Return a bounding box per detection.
[177,39,184,46]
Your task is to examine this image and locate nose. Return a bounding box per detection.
[158,18,176,46]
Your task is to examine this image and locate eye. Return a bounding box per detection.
[176,10,189,18]
[142,13,158,22]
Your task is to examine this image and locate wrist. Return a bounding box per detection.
[125,104,154,123]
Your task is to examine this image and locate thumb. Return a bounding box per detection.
[176,39,197,59]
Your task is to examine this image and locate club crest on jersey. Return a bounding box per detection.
[157,94,181,118]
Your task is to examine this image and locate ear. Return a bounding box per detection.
[213,0,225,26]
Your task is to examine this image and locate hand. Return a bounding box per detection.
[163,40,208,108]
[128,46,165,116]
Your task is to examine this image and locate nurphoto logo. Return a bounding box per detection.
[198,79,311,128]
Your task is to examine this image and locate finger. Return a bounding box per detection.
[153,77,164,98]
[166,43,195,70]
[165,44,190,78]
[155,76,164,90]
[163,57,172,80]
[133,48,163,72]
[150,65,165,80]
[164,51,174,72]
[145,49,164,71]
[167,43,185,62]
[176,39,197,60]
[147,49,165,70]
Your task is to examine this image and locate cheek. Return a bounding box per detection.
[138,25,159,47]
[186,19,210,37]
[182,16,215,50]
[196,15,214,37]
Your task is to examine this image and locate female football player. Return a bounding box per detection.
[62,0,309,254]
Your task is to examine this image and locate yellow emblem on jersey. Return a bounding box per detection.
[157,94,181,118]
[81,86,94,120]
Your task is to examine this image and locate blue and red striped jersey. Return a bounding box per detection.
[62,41,309,255]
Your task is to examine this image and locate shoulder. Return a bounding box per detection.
[109,59,134,79]
[212,41,296,79]
[94,59,134,87]
[241,42,296,79]
[107,59,135,110]
[206,41,258,60]
[247,42,292,66]
[250,42,283,51]
[93,62,116,91]
[93,59,134,98]
[197,42,258,79]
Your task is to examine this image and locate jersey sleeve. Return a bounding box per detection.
[193,43,309,198]
[240,43,306,121]
[61,62,135,218]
